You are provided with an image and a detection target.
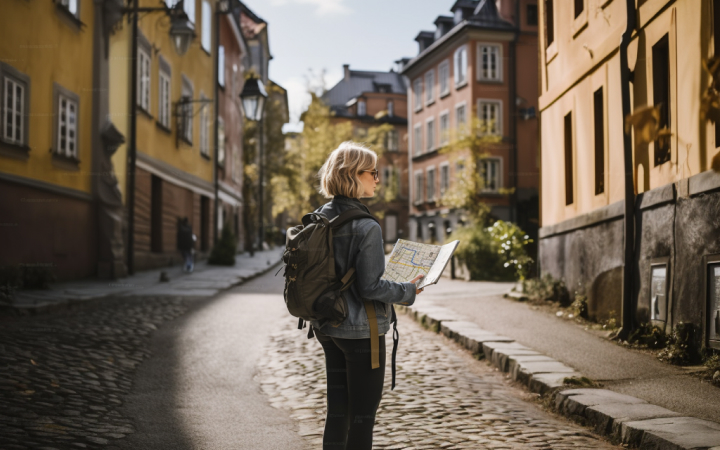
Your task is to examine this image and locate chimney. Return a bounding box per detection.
[343,64,350,81]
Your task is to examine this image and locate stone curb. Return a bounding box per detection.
[1,258,283,316]
[396,303,720,449]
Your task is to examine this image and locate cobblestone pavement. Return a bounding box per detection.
[257,314,621,450]
[0,296,189,449]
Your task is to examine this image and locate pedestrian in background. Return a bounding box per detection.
[177,217,195,273]
[311,142,424,450]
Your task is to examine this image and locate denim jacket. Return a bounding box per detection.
[308,195,417,339]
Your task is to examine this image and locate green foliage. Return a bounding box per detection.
[657,322,696,365]
[522,273,571,306]
[629,323,668,349]
[571,285,589,319]
[449,220,533,282]
[208,223,237,266]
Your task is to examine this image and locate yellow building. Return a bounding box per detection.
[109,0,217,272]
[0,0,99,281]
[538,0,720,350]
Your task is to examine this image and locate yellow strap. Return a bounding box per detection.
[363,300,380,369]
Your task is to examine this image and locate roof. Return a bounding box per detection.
[323,69,406,116]
[415,31,434,42]
[434,15,455,26]
[402,0,514,75]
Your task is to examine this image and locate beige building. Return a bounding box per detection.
[538,0,720,350]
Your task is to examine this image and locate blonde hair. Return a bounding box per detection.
[318,142,378,199]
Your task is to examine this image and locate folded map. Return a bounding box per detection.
[381,239,460,290]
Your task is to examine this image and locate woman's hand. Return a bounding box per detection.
[410,274,424,295]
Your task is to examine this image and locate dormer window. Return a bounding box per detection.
[357,100,366,116]
[454,8,464,24]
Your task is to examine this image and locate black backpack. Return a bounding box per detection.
[282,208,402,389]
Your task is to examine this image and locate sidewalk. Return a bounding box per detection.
[5,249,283,314]
[399,278,720,449]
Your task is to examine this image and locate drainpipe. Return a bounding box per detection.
[509,0,520,224]
[213,6,220,246]
[126,0,139,275]
[617,0,637,340]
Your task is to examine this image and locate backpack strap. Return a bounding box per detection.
[362,300,380,370]
[330,209,379,229]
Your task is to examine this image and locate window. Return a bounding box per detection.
[414,123,422,156]
[414,171,424,204]
[425,70,435,104]
[426,117,435,152]
[57,0,78,16]
[593,87,605,195]
[564,112,574,205]
[427,167,436,201]
[527,4,538,26]
[574,0,584,18]
[387,100,394,117]
[181,77,193,143]
[454,45,468,86]
[413,78,422,111]
[481,158,501,191]
[386,129,398,151]
[200,94,209,157]
[218,117,225,166]
[545,0,554,47]
[439,60,450,96]
[478,100,502,135]
[383,166,392,188]
[201,1,212,53]
[137,47,151,112]
[218,45,225,87]
[385,214,398,242]
[2,74,26,146]
[456,103,466,131]
[184,0,195,23]
[478,45,501,82]
[439,111,449,145]
[652,34,671,166]
[440,163,449,196]
[357,100,366,116]
[56,91,79,159]
[158,61,171,129]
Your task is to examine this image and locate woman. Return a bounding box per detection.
[310,142,424,450]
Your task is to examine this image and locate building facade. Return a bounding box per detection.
[401,0,539,245]
[323,64,410,245]
[537,0,720,351]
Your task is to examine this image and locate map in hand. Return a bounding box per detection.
[382,239,460,290]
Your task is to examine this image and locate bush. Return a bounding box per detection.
[657,322,697,365]
[629,323,668,349]
[449,220,533,282]
[208,223,238,266]
[0,264,56,303]
[522,273,571,306]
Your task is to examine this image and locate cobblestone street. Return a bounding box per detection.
[257,312,621,450]
[0,297,189,449]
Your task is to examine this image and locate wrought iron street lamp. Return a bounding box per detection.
[239,76,268,251]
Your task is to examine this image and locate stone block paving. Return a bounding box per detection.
[0,296,189,449]
[256,315,620,449]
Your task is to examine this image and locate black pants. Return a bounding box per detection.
[314,327,386,450]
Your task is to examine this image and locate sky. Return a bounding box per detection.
[242,0,455,132]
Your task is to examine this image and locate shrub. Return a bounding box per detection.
[571,292,589,319]
[449,220,533,282]
[522,273,571,306]
[657,322,697,365]
[208,223,238,266]
[629,323,668,349]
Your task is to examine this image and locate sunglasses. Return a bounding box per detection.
[360,169,379,181]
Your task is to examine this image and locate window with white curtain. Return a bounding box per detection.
[158,68,171,128]
[439,60,450,96]
[414,171,424,204]
[439,111,449,145]
[201,1,212,52]
[413,78,422,111]
[425,70,434,105]
[414,123,422,156]
[426,166,436,202]
[426,117,435,152]
[357,100,366,116]
[453,45,468,86]
[137,47,151,111]
[478,44,502,81]
[3,76,25,145]
[58,95,78,158]
[184,0,195,23]
[440,163,449,196]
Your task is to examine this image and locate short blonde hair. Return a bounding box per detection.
[318,142,378,199]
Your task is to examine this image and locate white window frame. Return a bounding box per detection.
[57,0,79,17]
[386,129,398,152]
[477,43,502,82]
[455,101,467,132]
[218,45,225,87]
[57,93,78,159]
[357,100,366,116]
[426,117,435,152]
[158,67,171,129]
[453,45,468,87]
[184,0,195,24]
[387,100,394,117]
[477,99,502,135]
[413,123,422,156]
[201,1,212,53]
[440,162,450,196]
[480,157,502,192]
[426,166,437,202]
[414,170,424,205]
[200,93,209,156]
[439,110,450,146]
[425,70,435,105]
[439,59,450,97]
[217,116,225,166]
[181,77,193,143]
[137,47,151,112]
[3,76,25,146]
[413,78,423,111]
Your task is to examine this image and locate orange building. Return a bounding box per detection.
[323,65,410,244]
[401,0,539,244]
